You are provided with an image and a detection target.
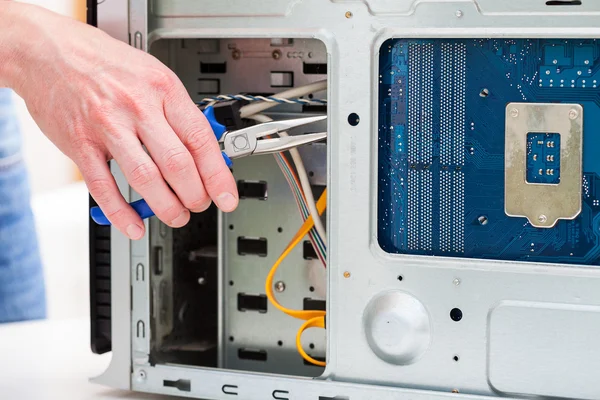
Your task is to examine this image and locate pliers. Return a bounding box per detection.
[90,106,327,225]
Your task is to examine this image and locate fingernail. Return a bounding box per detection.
[191,199,212,213]
[126,224,144,240]
[217,192,238,212]
[170,209,190,227]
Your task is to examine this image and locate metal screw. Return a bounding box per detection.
[453,278,461,286]
[569,109,579,120]
[198,277,206,285]
[455,10,463,18]
[275,281,286,292]
[345,11,353,18]
[137,370,147,381]
[232,49,241,60]
[452,389,460,393]
[272,49,282,60]
[510,108,519,118]
[538,214,547,223]
[343,271,351,278]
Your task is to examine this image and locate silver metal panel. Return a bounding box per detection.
[92,0,600,399]
[223,153,326,377]
[149,38,327,106]
[488,301,600,400]
[504,102,583,228]
[96,0,129,43]
[89,162,132,390]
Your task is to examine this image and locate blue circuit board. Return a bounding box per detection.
[377,39,600,265]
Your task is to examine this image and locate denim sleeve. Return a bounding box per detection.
[0,88,46,323]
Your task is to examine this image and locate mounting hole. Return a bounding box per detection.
[348,113,360,126]
[450,308,463,322]
[229,336,234,342]
[397,275,403,282]
[477,215,488,226]
[277,340,283,347]
[229,281,234,286]
[309,343,315,350]
[309,286,315,292]
[479,88,490,98]
[453,355,460,362]
[278,227,283,233]
[229,224,234,230]
[309,171,315,178]
[308,94,314,99]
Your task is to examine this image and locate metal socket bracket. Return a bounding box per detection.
[505,102,583,228]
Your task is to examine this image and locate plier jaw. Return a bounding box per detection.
[219,114,327,160]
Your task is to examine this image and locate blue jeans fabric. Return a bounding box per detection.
[0,88,46,323]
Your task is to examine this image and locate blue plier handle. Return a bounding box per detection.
[90,106,229,225]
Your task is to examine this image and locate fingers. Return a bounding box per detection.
[163,89,239,212]
[78,148,145,240]
[106,133,191,229]
[137,116,211,213]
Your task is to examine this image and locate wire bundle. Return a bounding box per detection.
[198,94,327,107]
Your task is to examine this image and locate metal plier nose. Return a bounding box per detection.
[90,106,327,225]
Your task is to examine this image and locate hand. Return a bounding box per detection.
[1,3,238,239]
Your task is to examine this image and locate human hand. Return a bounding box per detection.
[1,3,238,239]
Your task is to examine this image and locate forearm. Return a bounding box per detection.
[0,2,44,94]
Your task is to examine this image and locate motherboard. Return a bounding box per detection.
[378,39,600,265]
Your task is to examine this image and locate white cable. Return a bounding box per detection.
[240,80,327,118]
[248,114,327,245]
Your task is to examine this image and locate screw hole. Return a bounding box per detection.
[453,355,460,362]
[309,343,315,350]
[278,227,283,233]
[450,308,463,322]
[229,281,234,286]
[277,340,283,346]
[348,113,360,126]
[397,275,403,282]
[477,215,488,226]
[229,336,234,342]
[309,171,315,178]
[308,94,314,99]
[229,224,234,230]
[309,286,315,292]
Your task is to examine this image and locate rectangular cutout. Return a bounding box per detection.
[304,298,326,311]
[526,132,561,184]
[303,62,327,75]
[546,0,582,5]
[200,62,227,74]
[197,78,220,94]
[271,38,294,46]
[237,293,268,313]
[237,237,267,257]
[302,104,327,113]
[303,241,318,260]
[270,71,294,87]
[238,348,268,362]
[163,379,191,392]
[153,246,163,275]
[319,397,349,400]
[237,180,268,200]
